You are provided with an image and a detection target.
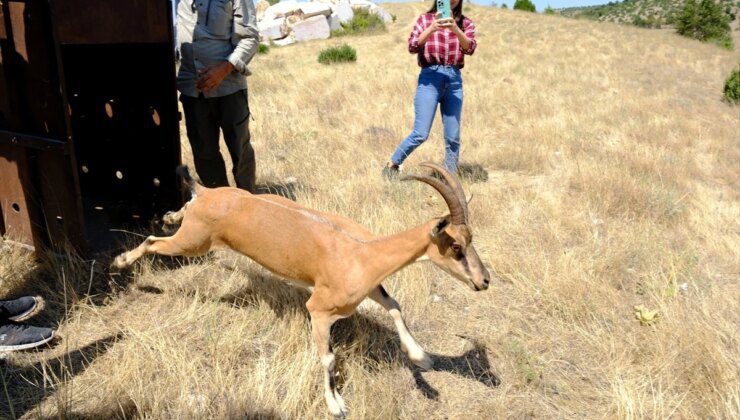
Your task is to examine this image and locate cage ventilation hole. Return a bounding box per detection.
[115,171,123,180]
[150,107,161,126]
[11,203,21,213]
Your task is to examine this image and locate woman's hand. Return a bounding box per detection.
[447,18,472,51]
[420,13,452,46]
[426,13,449,33]
[448,19,462,34]
[436,17,455,29]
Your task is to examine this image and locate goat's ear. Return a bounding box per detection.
[431,218,450,238]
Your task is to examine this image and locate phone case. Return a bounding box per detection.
[437,0,451,19]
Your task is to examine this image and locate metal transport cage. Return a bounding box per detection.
[0,0,182,254]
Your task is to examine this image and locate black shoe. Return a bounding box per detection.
[0,323,54,351]
[0,296,41,322]
[382,164,400,180]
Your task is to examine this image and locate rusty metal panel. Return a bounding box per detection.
[0,130,68,153]
[0,144,40,248]
[0,0,181,254]
[52,0,169,44]
[0,61,9,130]
[64,43,181,236]
[0,145,85,250]
[0,4,6,40]
[35,150,86,249]
[0,2,14,129]
[6,0,66,138]
[0,60,9,128]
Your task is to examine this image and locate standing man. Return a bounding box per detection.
[176,0,260,192]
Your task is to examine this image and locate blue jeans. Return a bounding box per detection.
[390,65,463,173]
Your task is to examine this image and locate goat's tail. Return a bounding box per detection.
[176,165,203,195]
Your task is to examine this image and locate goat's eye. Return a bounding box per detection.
[451,244,461,253]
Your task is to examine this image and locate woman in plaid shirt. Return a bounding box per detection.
[384,0,477,177]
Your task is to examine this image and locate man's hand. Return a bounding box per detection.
[197,61,235,92]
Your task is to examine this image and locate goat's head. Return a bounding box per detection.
[403,162,491,291]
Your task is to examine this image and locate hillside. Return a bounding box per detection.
[559,0,739,28]
[2,4,739,419]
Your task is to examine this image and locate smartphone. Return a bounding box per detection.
[437,0,451,19]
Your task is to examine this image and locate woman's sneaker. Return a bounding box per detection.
[382,164,400,180]
[0,323,54,351]
[0,296,42,322]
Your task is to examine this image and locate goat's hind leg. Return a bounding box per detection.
[162,199,193,226]
[368,285,432,370]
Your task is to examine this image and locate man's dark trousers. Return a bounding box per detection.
[181,89,255,192]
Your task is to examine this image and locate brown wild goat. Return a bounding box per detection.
[113,162,490,418]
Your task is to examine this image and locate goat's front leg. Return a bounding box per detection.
[309,310,347,419]
[112,222,212,270]
[112,236,186,269]
[368,286,432,370]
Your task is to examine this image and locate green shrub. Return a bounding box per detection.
[709,35,734,49]
[331,8,386,37]
[723,67,740,104]
[514,0,536,12]
[676,0,733,49]
[501,3,508,9]
[724,6,736,21]
[318,44,357,64]
[544,5,556,14]
[258,43,270,54]
[266,0,279,5]
[633,15,662,28]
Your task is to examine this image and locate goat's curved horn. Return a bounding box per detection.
[419,162,468,220]
[402,174,466,225]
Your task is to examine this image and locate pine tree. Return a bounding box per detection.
[697,0,730,41]
[676,0,731,47]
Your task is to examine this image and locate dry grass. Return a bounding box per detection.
[2,4,739,419]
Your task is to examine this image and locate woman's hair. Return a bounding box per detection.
[428,0,465,28]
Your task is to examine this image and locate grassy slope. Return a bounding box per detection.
[2,4,739,419]
[558,0,740,27]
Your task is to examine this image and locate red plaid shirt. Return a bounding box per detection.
[408,13,477,68]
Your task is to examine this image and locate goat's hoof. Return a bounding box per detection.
[162,211,177,225]
[327,394,347,419]
[334,390,347,413]
[331,409,347,420]
[111,254,128,270]
[411,352,433,370]
[329,406,347,419]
